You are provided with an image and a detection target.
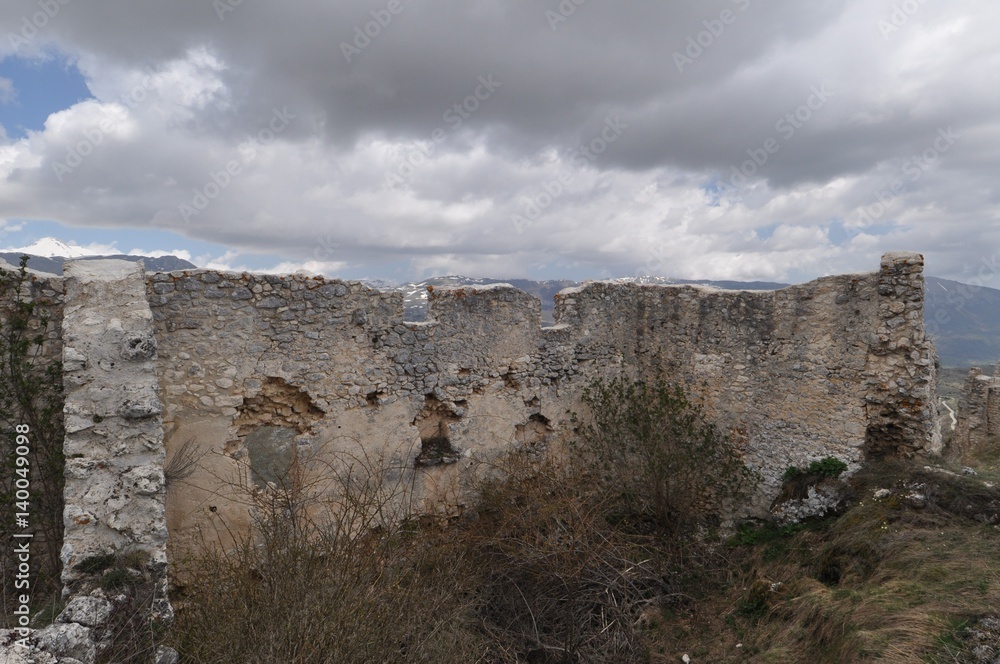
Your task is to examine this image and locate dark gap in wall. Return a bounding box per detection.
[413,395,461,467]
[515,413,551,453]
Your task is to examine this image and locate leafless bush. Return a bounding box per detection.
[168,440,480,663]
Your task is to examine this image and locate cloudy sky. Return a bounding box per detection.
[0,0,997,284]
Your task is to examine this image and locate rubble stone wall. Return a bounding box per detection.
[145,252,940,552]
[0,252,943,661]
[952,361,1000,458]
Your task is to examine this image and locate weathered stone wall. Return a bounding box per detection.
[0,252,945,661]
[952,361,1000,458]
[1,260,172,663]
[60,261,167,582]
[140,252,941,552]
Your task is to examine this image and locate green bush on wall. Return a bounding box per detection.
[577,373,758,533]
[782,456,849,482]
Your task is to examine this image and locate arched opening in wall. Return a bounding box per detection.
[515,413,551,455]
[234,377,326,488]
[413,395,461,467]
[402,290,430,323]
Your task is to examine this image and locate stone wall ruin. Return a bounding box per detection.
[0,251,943,661]
[952,362,1000,458]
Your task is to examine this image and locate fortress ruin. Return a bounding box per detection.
[1,251,941,661]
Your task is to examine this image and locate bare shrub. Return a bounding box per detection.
[168,441,479,663]
[169,375,754,661]
[577,375,757,534]
[459,451,659,663]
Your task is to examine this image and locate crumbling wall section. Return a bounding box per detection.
[0,252,943,661]
[989,362,1000,444]
[952,361,1000,458]
[863,252,941,457]
[148,252,940,545]
[60,260,167,579]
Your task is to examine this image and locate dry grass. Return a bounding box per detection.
[163,373,1000,662]
[166,452,1000,662]
[657,458,1000,663]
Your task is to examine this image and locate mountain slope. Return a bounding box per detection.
[925,276,1000,368]
[0,252,196,275]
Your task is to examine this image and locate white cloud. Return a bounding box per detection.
[0,0,996,282]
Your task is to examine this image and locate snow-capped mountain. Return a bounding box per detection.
[0,237,196,275]
[10,237,99,259]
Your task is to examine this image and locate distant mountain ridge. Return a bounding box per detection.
[924,276,1000,368]
[0,252,197,275]
[0,236,198,275]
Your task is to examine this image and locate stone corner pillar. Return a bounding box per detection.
[865,251,941,457]
[59,259,169,601]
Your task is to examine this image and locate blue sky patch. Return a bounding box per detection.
[0,54,92,138]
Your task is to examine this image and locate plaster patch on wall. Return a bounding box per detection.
[244,425,298,489]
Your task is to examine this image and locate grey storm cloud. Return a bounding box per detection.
[0,0,997,283]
